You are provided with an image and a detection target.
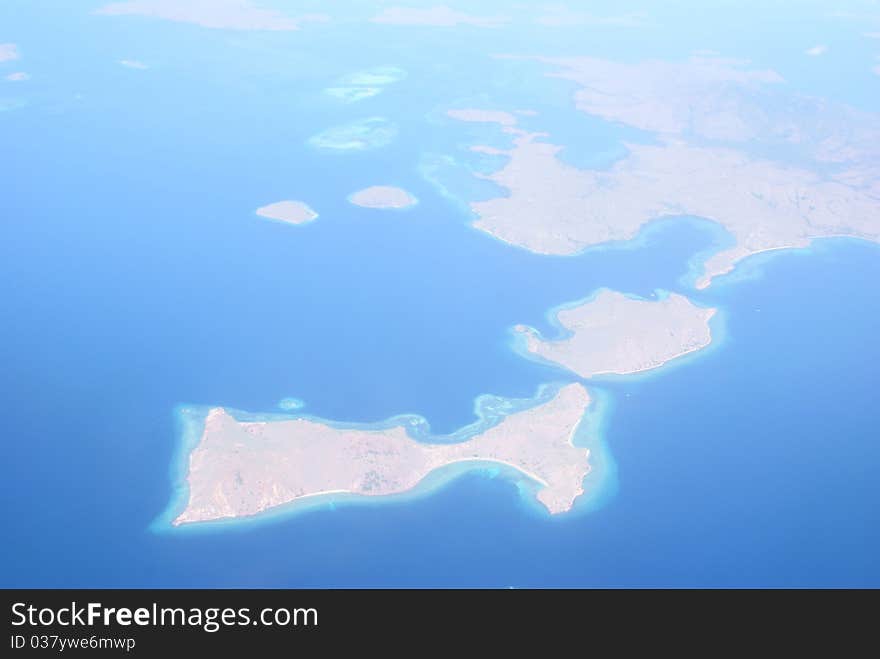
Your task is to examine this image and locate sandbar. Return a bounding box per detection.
[447,103,879,288]
[443,54,879,287]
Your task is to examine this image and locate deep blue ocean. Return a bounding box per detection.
[1,2,878,587]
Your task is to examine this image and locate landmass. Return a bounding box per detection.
[255,200,317,225]
[514,290,716,378]
[446,55,880,287]
[94,1,329,31]
[348,185,418,209]
[463,123,878,287]
[172,383,592,525]
[528,54,880,179]
[527,55,784,139]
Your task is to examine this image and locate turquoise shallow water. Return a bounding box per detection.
[1,2,878,586]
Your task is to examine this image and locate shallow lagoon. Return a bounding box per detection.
[307,116,398,151]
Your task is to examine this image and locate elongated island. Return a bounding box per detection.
[173,383,593,525]
[255,200,317,225]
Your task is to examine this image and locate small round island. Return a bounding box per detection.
[348,185,418,210]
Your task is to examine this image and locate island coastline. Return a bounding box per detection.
[154,382,613,531]
[511,289,719,381]
[255,200,318,225]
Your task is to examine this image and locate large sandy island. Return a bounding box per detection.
[255,200,318,225]
[349,185,418,209]
[514,290,716,378]
[447,55,880,288]
[173,383,592,525]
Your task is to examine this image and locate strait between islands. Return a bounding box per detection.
[171,290,716,526]
[167,54,878,528]
[174,383,591,525]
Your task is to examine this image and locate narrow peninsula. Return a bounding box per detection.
[445,54,880,288]
[514,290,716,378]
